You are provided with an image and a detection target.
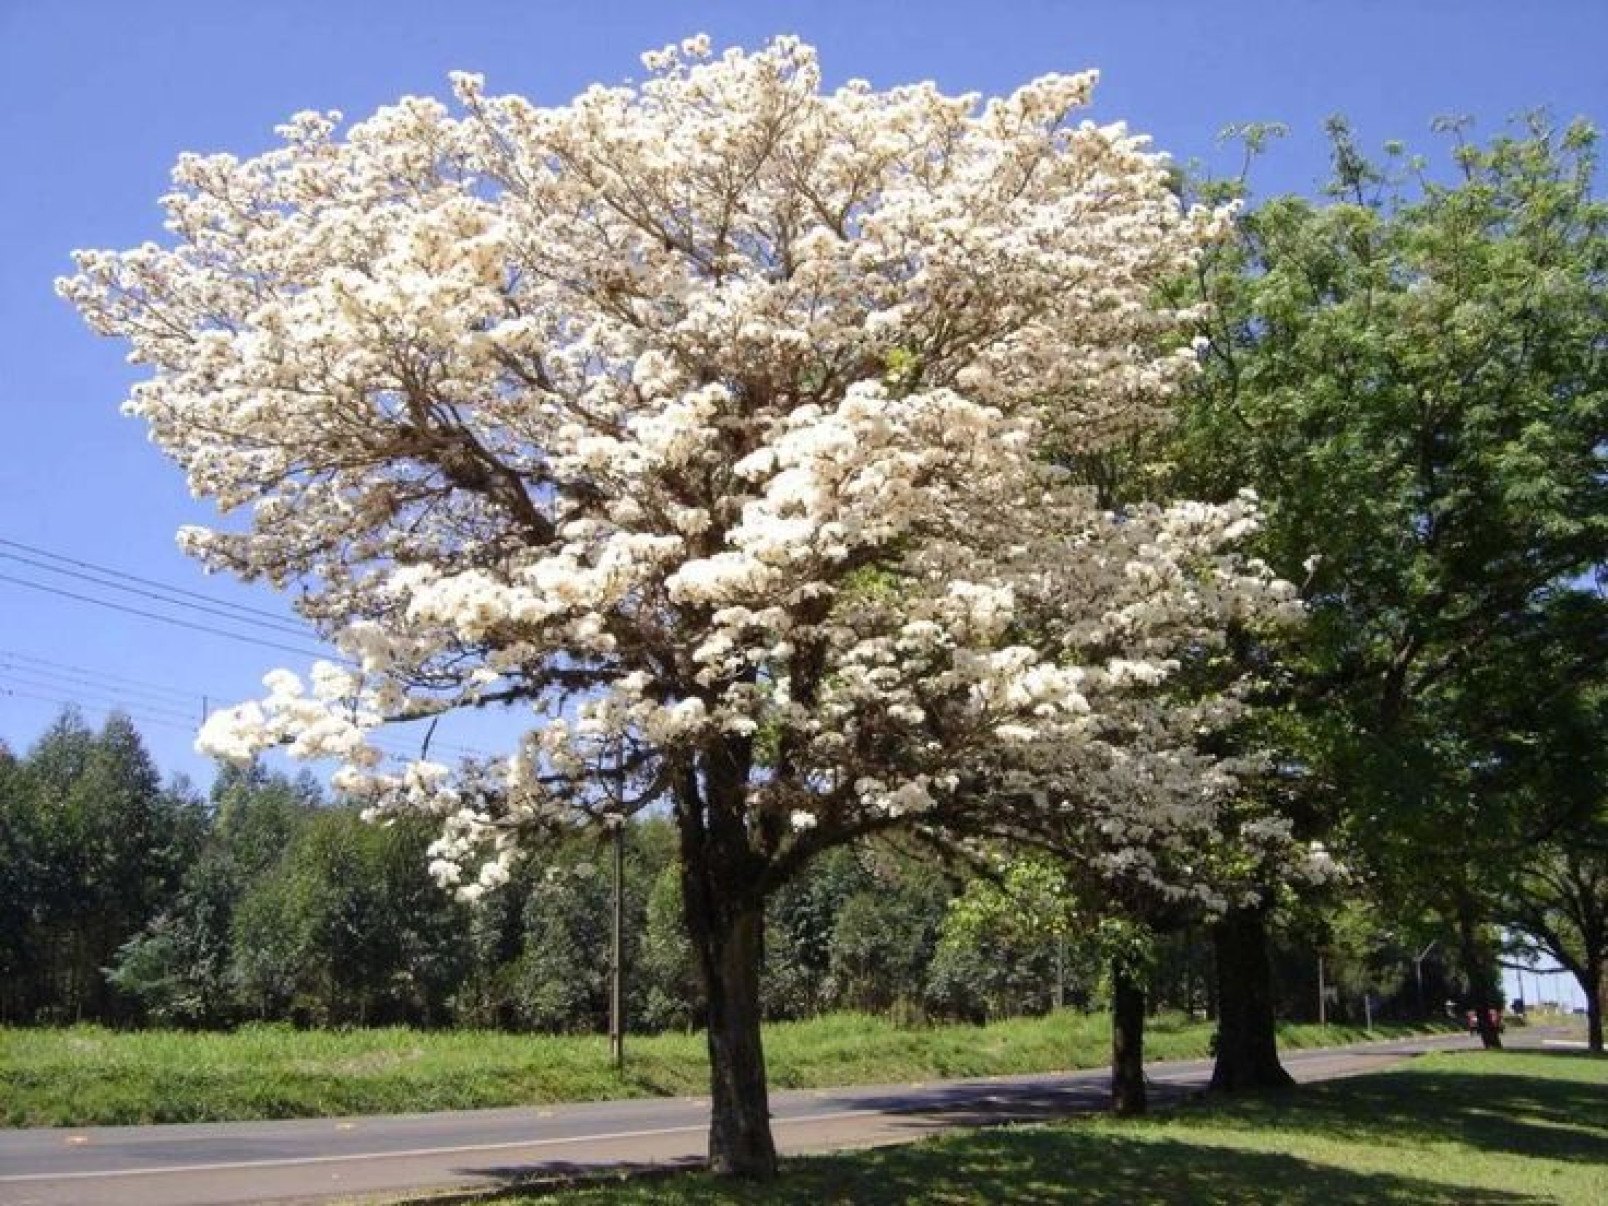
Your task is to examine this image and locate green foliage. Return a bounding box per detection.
[824,858,950,1018]
[1172,115,1608,1002]
[108,853,239,1026]
[230,809,471,1026]
[1501,834,1608,1046]
[929,857,1093,1021]
[0,710,201,1023]
[638,862,701,1032]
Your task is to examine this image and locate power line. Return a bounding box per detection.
[0,675,483,760]
[0,536,306,628]
[0,572,338,662]
[0,685,198,736]
[0,549,313,639]
[0,648,495,762]
[0,668,198,725]
[0,652,200,707]
[0,540,499,758]
[0,656,196,704]
[0,541,503,760]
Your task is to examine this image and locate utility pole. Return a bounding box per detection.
[1317,954,1327,1026]
[1413,939,1438,1019]
[1054,932,1066,1011]
[608,813,624,1072]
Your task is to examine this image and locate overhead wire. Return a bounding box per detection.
[0,667,199,725]
[0,534,337,660]
[0,573,338,662]
[0,538,496,760]
[0,650,494,762]
[0,549,313,639]
[0,684,199,736]
[0,537,306,627]
[0,650,201,707]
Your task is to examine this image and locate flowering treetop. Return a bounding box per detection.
[61,36,1298,904]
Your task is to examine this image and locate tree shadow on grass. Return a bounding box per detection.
[1198,1055,1608,1167]
[457,1128,1546,1205]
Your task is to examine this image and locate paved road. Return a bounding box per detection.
[0,1031,1498,1206]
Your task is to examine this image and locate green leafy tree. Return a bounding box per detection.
[928,856,1084,1022]
[1174,115,1608,1062]
[825,859,951,1020]
[638,861,701,1033]
[109,853,239,1026]
[1505,843,1606,1051]
[2,711,201,1022]
[112,763,322,1027]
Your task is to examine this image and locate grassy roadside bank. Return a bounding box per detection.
[0,1012,1458,1128]
[472,1049,1608,1206]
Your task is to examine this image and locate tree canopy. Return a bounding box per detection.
[61,36,1303,1175]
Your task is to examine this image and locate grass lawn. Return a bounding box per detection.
[486,1049,1608,1206]
[0,1012,1451,1127]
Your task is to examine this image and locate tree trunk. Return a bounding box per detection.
[1110,961,1147,1116]
[699,902,776,1177]
[1455,903,1503,1050]
[1209,905,1294,1091]
[1582,956,1603,1055]
[676,750,777,1181]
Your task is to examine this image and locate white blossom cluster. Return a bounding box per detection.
[61,36,1299,903]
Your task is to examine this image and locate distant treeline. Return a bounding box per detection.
[0,709,1469,1031]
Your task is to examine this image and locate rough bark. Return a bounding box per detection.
[1110,961,1147,1116]
[700,903,776,1177]
[1208,904,1294,1091]
[677,748,778,1180]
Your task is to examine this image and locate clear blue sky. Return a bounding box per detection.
[0,2,1601,1000]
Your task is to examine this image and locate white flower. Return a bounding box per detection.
[63,33,1305,962]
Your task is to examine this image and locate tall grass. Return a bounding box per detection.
[0,1013,1455,1128]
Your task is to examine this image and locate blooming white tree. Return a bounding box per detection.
[62,37,1298,1176]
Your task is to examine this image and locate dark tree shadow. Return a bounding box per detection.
[812,1077,1196,1129]
[1195,1054,1608,1167]
[447,1129,1549,1204]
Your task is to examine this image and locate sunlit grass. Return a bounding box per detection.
[0,1012,1453,1127]
[488,1050,1608,1206]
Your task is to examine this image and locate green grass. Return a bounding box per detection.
[484,1050,1608,1206]
[0,1013,1454,1128]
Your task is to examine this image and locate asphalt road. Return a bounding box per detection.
[0,1030,1499,1206]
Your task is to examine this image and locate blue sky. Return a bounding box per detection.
[0,1,1603,1002]
[4,0,1605,766]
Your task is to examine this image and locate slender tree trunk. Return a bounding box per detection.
[1209,904,1294,1091]
[1110,961,1146,1116]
